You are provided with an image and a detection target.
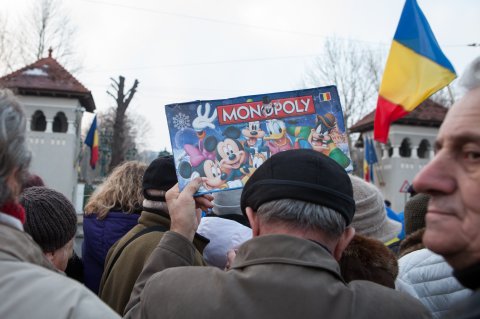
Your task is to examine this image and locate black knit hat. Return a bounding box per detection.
[143,155,178,201]
[240,149,355,225]
[20,186,77,253]
[404,193,430,235]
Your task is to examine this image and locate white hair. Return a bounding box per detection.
[459,56,480,91]
[0,89,31,205]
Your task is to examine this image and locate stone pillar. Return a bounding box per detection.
[67,120,75,134]
[392,145,400,158]
[411,146,419,159]
[382,146,389,159]
[46,119,53,133]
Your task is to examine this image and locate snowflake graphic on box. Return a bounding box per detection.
[172,112,191,130]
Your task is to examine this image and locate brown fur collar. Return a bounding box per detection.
[398,228,425,258]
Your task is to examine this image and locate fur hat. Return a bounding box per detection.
[339,234,398,288]
[213,189,242,215]
[241,149,355,225]
[20,186,77,252]
[350,175,402,243]
[404,193,430,236]
[142,155,177,201]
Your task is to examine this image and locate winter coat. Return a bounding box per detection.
[124,231,431,319]
[99,208,208,315]
[0,218,119,319]
[82,211,139,294]
[444,262,480,319]
[396,248,471,318]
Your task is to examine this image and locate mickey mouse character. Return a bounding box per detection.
[216,126,250,182]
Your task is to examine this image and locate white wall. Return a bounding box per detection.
[19,96,85,202]
[363,125,438,212]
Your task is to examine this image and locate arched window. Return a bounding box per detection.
[53,112,68,133]
[417,139,431,159]
[399,138,412,158]
[31,110,46,132]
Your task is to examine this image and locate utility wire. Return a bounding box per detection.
[76,0,388,45]
[77,0,477,49]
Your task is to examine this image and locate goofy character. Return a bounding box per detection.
[241,121,269,156]
[308,113,350,169]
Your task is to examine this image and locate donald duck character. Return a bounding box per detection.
[264,119,293,155]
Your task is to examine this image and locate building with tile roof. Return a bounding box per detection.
[0,50,95,204]
[350,99,447,211]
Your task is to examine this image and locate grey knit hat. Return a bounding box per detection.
[404,193,430,236]
[350,175,402,243]
[20,186,77,252]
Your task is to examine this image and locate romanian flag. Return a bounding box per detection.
[363,137,371,182]
[319,92,331,102]
[363,137,378,183]
[374,0,456,143]
[85,115,99,169]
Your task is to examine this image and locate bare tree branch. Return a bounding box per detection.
[0,0,82,73]
[303,37,385,139]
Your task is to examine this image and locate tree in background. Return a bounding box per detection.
[430,86,455,108]
[107,76,140,172]
[0,0,81,74]
[303,37,384,141]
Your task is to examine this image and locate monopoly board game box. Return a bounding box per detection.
[165,86,352,195]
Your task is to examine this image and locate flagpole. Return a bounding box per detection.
[447,84,455,105]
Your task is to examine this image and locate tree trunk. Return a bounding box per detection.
[108,76,139,172]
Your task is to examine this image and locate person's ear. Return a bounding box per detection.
[245,207,260,237]
[44,251,55,264]
[332,226,355,261]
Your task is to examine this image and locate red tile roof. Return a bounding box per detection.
[349,99,447,133]
[0,56,95,112]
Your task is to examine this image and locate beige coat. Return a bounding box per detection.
[0,221,119,319]
[124,231,431,319]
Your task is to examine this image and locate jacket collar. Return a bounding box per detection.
[139,210,210,253]
[0,223,58,272]
[232,234,343,280]
[453,261,480,290]
[0,211,23,230]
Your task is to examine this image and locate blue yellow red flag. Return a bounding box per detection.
[374,0,456,143]
[84,115,99,169]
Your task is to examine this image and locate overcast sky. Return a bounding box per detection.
[4,0,480,151]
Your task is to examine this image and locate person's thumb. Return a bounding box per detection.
[181,177,202,198]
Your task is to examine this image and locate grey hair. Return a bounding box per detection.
[0,89,31,206]
[256,199,346,238]
[459,56,480,91]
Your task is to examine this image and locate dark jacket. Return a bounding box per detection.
[124,232,431,319]
[82,211,139,294]
[98,208,208,315]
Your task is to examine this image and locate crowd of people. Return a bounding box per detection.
[0,56,479,318]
